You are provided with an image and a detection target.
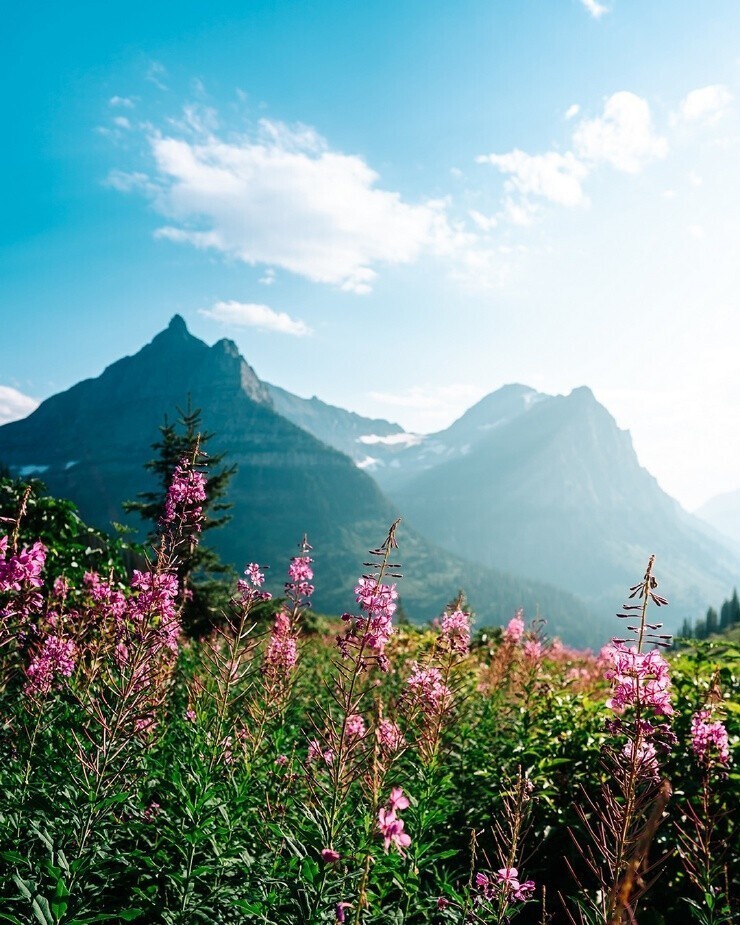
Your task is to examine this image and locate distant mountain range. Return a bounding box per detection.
[695,490,740,549]
[266,373,740,630]
[0,316,603,645]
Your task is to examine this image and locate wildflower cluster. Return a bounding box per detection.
[503,611,525,644]
[162,455,207,528]
[263,610,298,679]
[690,709,730,767]
[237,562,272,604]
[0,536,46,619]
[405,663,451,717]
[439,607,471,655]
[376,718,405,755]
[25,634,76,697]
[475,867,535,905]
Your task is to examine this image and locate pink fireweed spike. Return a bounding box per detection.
[690,709,731,766]
[162,457,206,528]
[503,611,525,644]
[439,608,471,655]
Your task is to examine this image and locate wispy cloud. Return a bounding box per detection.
[580,0,609,19]
[476,149,589,207]
[146,61,168,91]
[199,300,312,336]
[120,116,460,294]
[109,96,135,109]
[0,386,38,424]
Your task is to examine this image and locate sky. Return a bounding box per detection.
[2,0,740,511]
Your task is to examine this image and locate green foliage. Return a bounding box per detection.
[0,503,738,924]
[0,475,139,585]
[124,399,237,636]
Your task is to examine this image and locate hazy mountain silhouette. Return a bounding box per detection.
[383,385,740,628]
[0,316,603,644]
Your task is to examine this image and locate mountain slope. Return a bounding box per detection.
[266,383,405,466]
[0,317,605,645]
[695,490,740,550]
[387,385,740,628]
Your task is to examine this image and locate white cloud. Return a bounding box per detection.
[477,149,589,207]
[565,104,580,120]
[688,171,703,186]
[199,300,311,336]
[109,96,135,108]
[580,0,609,18]
[679,84,732,124]
[687,224,706,239]
[468,209,498,231]
[259,268,276,286]
[131,117,459,294]
[573,91,667,173]
[113,116,131,130]
[477,91,667,227]
[0,386,38,424]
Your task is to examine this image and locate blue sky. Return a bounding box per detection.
[3,1,740,509]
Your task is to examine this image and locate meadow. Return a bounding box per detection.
[0,457,737,924]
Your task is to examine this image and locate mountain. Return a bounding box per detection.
[267,382,547,491]
[266,383,406,466]
[383,385,740,629]
[695,490,740,549]
[0,316,603,645]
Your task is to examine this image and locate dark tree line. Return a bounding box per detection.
[678,588,740,640]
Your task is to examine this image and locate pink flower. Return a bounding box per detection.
[604,643,673,717]
[377,807,411,854]
[244,563,265,587]
[162,458,206,528]
[376,718,405,753]
[523,639,543,661]
[25,636,76,696]
[406,663,451,716]
[388,786,410,812]
[378,787,412,854]
[263,610,298,679]
[497,867,519,885]
[287,555,314,599]
[504,612,525,644]
[623,739,660,780]
[307,739,334,766]
[345,713,366,740]
[691,709,730,766]
[321,848,341,863]
[0,539,46,592]
[440,608,471,655]
[513,880,536,901]
[335,902,351,923]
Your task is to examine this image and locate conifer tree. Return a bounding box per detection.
[124,398,237,635]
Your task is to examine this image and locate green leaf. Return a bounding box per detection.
[31,897,54,925]
[11,873,33,900]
